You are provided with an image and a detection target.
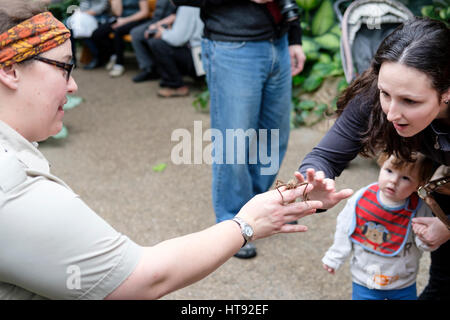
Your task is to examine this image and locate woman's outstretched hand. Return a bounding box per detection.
[237,182,323,240]
[294,169,354,210]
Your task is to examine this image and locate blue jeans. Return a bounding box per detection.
[201,36,292,223]
[352,282,417,300]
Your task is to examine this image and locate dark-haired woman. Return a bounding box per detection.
[296,17,450,299]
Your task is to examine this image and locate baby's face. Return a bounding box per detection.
[378,156,421,203]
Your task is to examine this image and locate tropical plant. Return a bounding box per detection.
[292,0,347,127]
[420,0,450,25]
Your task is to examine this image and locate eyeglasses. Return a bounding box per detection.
[33,56,75,81]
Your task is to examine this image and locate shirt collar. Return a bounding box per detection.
[0,120,50,173]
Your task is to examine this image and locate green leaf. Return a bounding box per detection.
[296,0,321,11]
[330,24,341,37]
[299,100,316,111]
[318,53,332,64]
[193,89,210,111]
[302,74,324,92]
[293,74,306,86]
[314,33,340,51]
[311,0,335,36]
[333,51,342,64]
[295,114,305,125]
[337,78,348,92]
[312,62,335,77]
[421,5,436,18]
[329,63,344,76]
[300,110,310,119]
[301,37,320,54]
[152,163,167,172]
[314,103,328,115]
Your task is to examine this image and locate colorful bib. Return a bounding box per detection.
[349,184,421,257]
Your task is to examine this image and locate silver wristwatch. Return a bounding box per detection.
[232,216,254,247]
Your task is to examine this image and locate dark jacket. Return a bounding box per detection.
[172,0,302,45]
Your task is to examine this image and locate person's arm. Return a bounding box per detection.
[112,0,149,29]
[110,0,123,16]
[322,191,358,274]
[154,13,176,28]
[160,7,199,46]
[412,216,450,250]
[289,44,305,76]
[412,202,438,251]
[293,97,369,209]
[287,14,305,76]
[145,13,176,39]
[106,184,323,299]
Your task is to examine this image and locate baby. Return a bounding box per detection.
[322,152,437,300]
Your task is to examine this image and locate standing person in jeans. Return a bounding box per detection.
[173,0,306,258]
[88,0,150,77]
[130,0,176,82]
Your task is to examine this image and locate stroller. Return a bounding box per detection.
[334,0,414,83]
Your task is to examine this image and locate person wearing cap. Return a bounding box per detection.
[0,0,328,299]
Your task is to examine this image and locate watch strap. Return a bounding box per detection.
[232,217,248,248]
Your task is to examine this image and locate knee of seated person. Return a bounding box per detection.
[130,27,142,40]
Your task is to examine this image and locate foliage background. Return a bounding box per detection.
[46,0,448,128]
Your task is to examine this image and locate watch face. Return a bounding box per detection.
[244,226,253,237]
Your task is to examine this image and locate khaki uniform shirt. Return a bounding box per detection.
[0,121,142,299]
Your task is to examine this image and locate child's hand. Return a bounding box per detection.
[323,263,335,275]
[294,170,353,209]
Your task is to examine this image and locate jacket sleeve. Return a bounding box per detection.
[287,19,302,45]
[161,7,199,46]
[298,96,370,179]
[322,191,360,271]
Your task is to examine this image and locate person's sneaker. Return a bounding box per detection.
[157,86,189,98]
[132,69,159,83]
[105,54,117,71]
[234,243,257,259]
[109,64,125,77]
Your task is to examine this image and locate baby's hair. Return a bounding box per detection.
[377,152,434,184]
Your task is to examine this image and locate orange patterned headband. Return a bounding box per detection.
[0,12,70,68]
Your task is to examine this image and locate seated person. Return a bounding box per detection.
[75,0,110,68]
[88,0,149,77]
[130,0,176,82]
[44,0,109,65]
[146,6,203,97]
